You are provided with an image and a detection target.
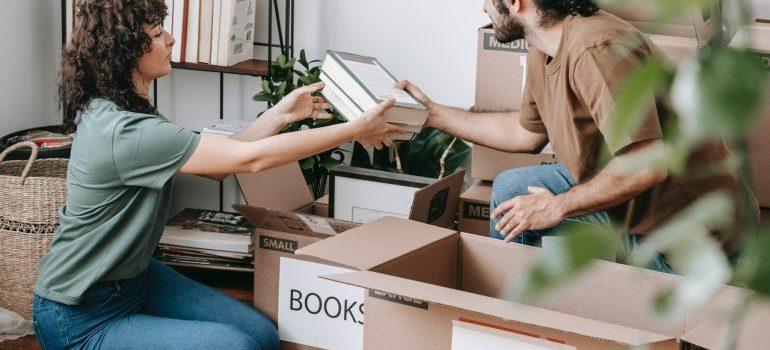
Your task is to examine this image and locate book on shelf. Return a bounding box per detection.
[198,0,215,64]
[217,0,256,66]
[167,0,255,66]
[185,0,201,63]
[320,50,428,141]
[159,208,254,254]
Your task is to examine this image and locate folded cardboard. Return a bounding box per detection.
[458,180,493,236]
[257,217,457,350]
[732,23,770,207]
[314,195,329,218]
[321,222,746,350]
[328,165,465,228]
[679,299,770,350]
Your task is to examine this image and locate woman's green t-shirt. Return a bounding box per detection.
[34,99,200,305]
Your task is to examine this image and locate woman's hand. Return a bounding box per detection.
[269,82,333,124]
[351,99,405,150]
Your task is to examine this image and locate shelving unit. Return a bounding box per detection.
[61,0,296,211]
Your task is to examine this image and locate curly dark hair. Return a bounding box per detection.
[60,0,167,132]
[533,0,599,25]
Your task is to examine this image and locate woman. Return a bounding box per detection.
[32,1,401,349]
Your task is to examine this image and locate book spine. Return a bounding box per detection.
[180,0,190,63]
[210,0,222,65]
[185,0,200,63]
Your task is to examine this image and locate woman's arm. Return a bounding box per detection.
[180,99,402,176]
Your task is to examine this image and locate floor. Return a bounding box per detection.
[0,266,254,350]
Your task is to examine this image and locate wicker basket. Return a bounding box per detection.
[0,142,68,320]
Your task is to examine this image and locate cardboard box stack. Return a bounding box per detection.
[301,218,768,349]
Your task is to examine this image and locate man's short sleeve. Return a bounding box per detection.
[572,43,663,154]
[112,115,200,189]
[519,83,547,134]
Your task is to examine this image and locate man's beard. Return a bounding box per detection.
[493,14,526,43]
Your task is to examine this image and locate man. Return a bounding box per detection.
[397,0,754,271]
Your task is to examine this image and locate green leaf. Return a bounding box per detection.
[277,55,287,67]
[299,49,309,68]
[510,223,619,303]
[252,92,272,102]
[321,157,341,170]
[607,56,670,151]
[630,190,734,321]
[300,157,316,170]
[734,230,770,297]
[261,80,272,93]
[671,47,769,142]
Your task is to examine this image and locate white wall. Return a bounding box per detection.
[0,1,61,137]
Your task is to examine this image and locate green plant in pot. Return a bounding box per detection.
[254,50,471,198]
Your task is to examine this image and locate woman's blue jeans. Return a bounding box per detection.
[490,163,674,273]
[32,260,279,350]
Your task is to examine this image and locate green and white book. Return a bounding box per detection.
[320,50,428,140]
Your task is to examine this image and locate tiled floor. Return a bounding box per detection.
[0,266,253,350]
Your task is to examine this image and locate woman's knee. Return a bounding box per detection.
[210,323,263,350]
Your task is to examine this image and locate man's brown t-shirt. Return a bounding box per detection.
[519,10,753,242]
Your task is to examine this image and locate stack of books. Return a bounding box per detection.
[65,0,256,67]
[157,208,255,272]
[200,118,250,137]
[320,50,428,141]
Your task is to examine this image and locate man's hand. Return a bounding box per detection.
[269,82,333,124]
[395,80,443,128]
[491,186,566,243]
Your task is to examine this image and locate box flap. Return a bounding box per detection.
[235,162,313,211]
[409,169,465,229]
[325,270,675,346]
[680,299,770,349]
[233,204,357,238]
[296,217,457,271]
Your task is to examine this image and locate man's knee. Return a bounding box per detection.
[492,166,546,205]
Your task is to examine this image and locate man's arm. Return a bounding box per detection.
[396,80,548,153]
[492,139,667,242]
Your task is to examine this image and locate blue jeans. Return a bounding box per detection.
[490,163,673,273]
[32,260,279,350]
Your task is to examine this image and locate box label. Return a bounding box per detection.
[259,235,298,254]
[483,33,529,53]
[368,289,429,310]
[278,258,364,350]
[463,202,491,221]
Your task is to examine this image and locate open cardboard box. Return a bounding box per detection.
[234,163,360,330]
[313,219,748,349]
[604,2,721,44]
[234,216,459,349]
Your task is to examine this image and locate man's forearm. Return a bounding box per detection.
[555,147,667,219]
[430,104,546,153]
[230,109,288,142]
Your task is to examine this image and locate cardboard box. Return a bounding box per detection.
[458,180,493,236]
[471,145,559,182]
[605,2,721,44]
[323,227,738,349]
[314,195,329,218]
[235,216,458,350]
[679,299,770,349]
[475,25,528,112]
[328,166,465,228]
[234,162,361,349]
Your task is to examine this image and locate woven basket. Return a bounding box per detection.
[0,142,68,320]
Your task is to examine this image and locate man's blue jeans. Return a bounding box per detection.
[490,163,673,273]
[32,260,279,350]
